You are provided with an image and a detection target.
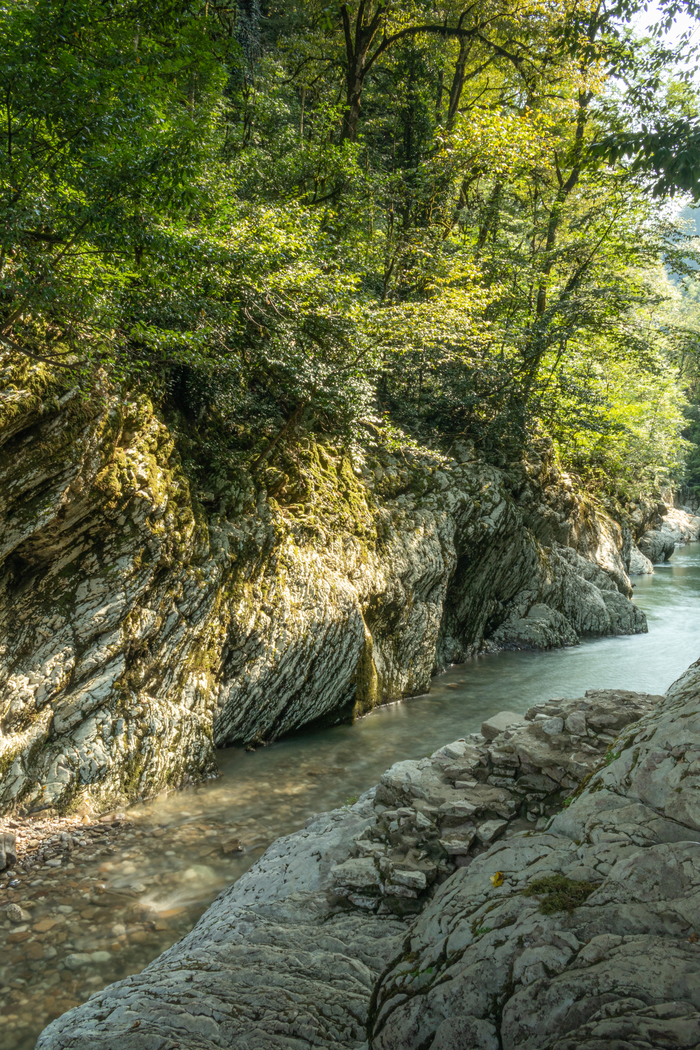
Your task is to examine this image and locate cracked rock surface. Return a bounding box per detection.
[34,681,667,1049]
[638,505,700,565]
[371,658,700,1050]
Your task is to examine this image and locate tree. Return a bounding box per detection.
[0,0,226,369]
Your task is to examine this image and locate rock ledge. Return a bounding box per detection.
[36,672,697,1050]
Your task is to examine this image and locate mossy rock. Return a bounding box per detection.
[522,873,599,914]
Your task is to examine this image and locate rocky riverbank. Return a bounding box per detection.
[33,663,700,1050]
[0,805,256,1050]
[633,505,700,570]
[0,353,650,817]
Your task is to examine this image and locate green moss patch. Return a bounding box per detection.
[522,874,599,914]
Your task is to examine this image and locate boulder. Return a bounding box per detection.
[481,711,527,741]
[638,527,676,563]
[629,543,653,575]
[637,505,700,565]
[491,604,578,650]
[0,830,17,870]
[661,505,700,544]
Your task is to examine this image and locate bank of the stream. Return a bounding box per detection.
[1,546,699,1050]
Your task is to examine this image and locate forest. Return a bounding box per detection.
[3,0,700,504]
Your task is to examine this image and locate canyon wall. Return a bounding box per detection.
[0,355,645,815]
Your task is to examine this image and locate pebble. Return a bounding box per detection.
[222,838,242,854]
[0,755,353,1050]
[4,904,30,924]
[33,917,58,933]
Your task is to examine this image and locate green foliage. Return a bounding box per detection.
[522,873,599,913]
[2,0,700,497]
[470,923,493,937]
[0,0,227,363]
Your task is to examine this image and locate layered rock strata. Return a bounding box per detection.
[0,357,645,814]
[34,684,662,1050]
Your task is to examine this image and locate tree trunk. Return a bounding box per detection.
[251,402,307,473]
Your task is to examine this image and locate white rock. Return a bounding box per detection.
[628,544,653,575]
[476,819,508,844]
[331,857,381,890]
[564,711,587,735]
[481,712,526,742]
[388,869,427,891]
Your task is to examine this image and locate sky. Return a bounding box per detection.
[632,1,700,57]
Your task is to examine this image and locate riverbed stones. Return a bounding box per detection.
[0,832,17,871]
[33,681,665,1050]
[0,806,265,1050]
[4,903,29,923]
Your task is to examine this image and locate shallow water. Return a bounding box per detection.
[2,546,700,1049]
[139,543,700,835]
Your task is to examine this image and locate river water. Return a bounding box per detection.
[3,546,700,1048]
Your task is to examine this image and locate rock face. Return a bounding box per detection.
[370,658,700,1050]
[638,505,700,564]
[34,685,661,1050]
[0,356,645,814]
[628,542,654,575]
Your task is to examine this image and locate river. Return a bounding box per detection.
[3,546,700,1048]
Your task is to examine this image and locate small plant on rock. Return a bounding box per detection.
[522,874,599,914]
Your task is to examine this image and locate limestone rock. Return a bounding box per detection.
[34,684,658,1050]
[476,818,508,843]
[368,661,700,1050]
[638,526,676,563]
[0,354,646,814]
[638,505,700,564]
[661,505,700,544]
[629,542,653,575]
[481,711,526,741]
[491,603,579,650]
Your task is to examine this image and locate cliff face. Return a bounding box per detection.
[0,356,645,815]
